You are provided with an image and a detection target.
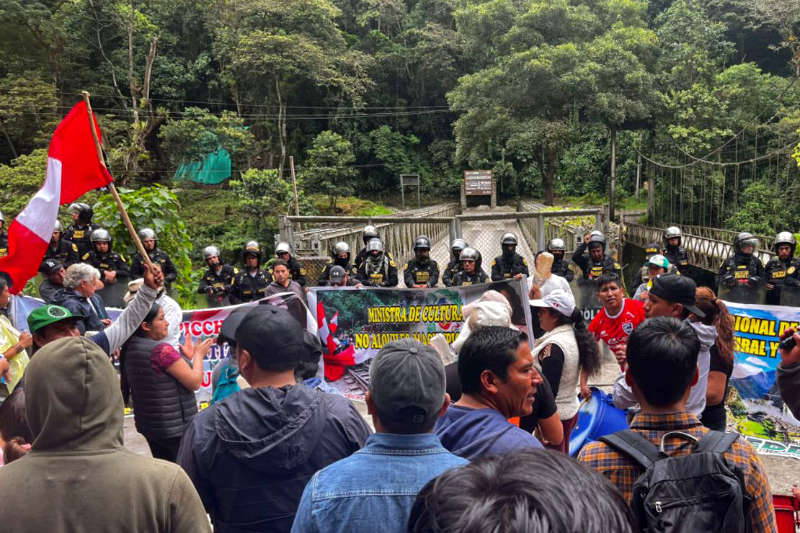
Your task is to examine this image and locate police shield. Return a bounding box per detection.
[718,280,766,305]
[98,277,129,308]
[780,284,800,307]
[573,278,601,322]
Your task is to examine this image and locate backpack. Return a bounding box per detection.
[599,429,750,533]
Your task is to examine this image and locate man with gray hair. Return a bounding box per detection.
[291,338,467,533]
[61,263,110,334]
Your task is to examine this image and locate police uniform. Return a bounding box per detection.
[0,230,7,257]
[198,264,238,306]
[404,259,439,288]
[87,250,130,281]
[490,253,529,281]
[551,257,574,282]
[355,255,398,287]
[64,223,95,264]
[44,238,72,265]
[318,261,354,286]
[230,269,271,303]
[765,257,800,305]
[266,256,307,287]
[663,246,690,275]
[354,247,395,272]
[571,242,622,280]
[718,254,765,290]
[131,249,178,287]
[442,259,462,287]
[451,269,488,286]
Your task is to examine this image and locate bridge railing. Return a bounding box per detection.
[624,223,774,272]
[671,224,774,254]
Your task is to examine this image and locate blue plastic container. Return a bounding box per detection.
[569,387,629,456]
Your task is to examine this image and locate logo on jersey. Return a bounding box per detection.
[622,321,634,335]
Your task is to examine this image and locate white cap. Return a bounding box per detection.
[529,289,576,317]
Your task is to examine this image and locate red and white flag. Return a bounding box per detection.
[0,101,113,293]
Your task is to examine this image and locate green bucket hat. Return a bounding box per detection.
[27,305,83,334]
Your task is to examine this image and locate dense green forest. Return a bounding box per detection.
[1,0,800,250]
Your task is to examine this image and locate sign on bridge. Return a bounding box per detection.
[462,170,496,208]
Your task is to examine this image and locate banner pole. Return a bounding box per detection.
[81,91,153,268]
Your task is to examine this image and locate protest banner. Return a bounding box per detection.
[724,300,800,458]
[307,278,531,400]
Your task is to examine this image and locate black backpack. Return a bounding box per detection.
[599,429,751,533]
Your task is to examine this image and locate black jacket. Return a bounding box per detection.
[452,269,488,286]
[87,250,130,281]
[442,259,461,287]
[551,257,574,282]
[571,243,622,280]
[764,257,800,305]
[664,245,690,274]
[64,223,95,264]
[61,291,108,334]
[198,264,237,307]
[39,279,67,305]
[230,269,271,303]
[131,248,178,287]
[44,238,71,265]
[490,253,529,281]
[404,259,439,287]
[177,384,370,532]
[122,335,197,440]
[718,253,765,289]
[355,255,398,287]
[266,257,307,287]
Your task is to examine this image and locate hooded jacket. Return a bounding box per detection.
[177,383,371,532]
[0,336,209,533]
[777,362,800,419]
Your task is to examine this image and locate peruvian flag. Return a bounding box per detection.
[316,301,356,381]
[0,101,113,293]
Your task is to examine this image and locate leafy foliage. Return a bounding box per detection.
[300,130,357,210]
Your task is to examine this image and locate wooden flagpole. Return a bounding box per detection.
[81,91,154,269]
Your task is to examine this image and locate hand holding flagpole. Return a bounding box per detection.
[81,91,154,270]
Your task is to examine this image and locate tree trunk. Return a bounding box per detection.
[275,78,287,180]
[609,127,616,222]
[544,145,556,205]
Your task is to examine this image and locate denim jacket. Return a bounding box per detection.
[291,432,467,533]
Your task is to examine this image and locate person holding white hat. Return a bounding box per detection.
[529,289,601,453]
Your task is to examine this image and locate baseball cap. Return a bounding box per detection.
[369,338,445,426]
[235,306,306,367]
[647,254,670,270]
[39,259,63,276]
[27,304,82,334]
[529,289,576,318]
[649,274,705,318]
[329,265,347,284]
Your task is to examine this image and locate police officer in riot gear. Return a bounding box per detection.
[355,238,398,287]
[87,228,130,285]
[632,242,662,288]
[571,232,622,281]
[130,228,178,289]
[318,241,354,286]
[452,247,488,285]
[765,232,800,306]
[44,220,71,265]
[198,245,238,307]
[443,238,467,287]
[662,226,690,275]
[231,241,271,303]
[547,238,574,282]
[354,225,380,271]
[718,232,765,302]
[266,241,307,287]
[491,232,529,281]
[404,235,439,288]
[65,203,95,263]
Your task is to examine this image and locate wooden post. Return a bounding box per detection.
[81,91,153,268]
[400,177,406,210]
[289,155,299,216]
[609,127,616,222]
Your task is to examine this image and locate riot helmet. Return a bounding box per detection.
[547,238,566,259]
[733,232,758,255]
[203,245,221,265]
[0,210,4,227]
[414,235,431,264]
[243,240,262,264]
[588,233,606,251]
[460,247,480,273]
[366,238,384,257]
[363,225,378,245]
[138,227,156,251]
[451,238,467,261]
[774,232,796,257]
[54,220,63,233]
[90,228,112,251]
[69,202,93,224]
[501,232,518,258]
[663,226,681,247]
[275,241,292,258]
[332,241,351,266]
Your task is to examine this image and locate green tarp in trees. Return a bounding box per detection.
[174,147,231,184]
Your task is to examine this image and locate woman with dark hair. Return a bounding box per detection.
[693,287,735,431]
[529,289,600,453]
[121,303,215,461]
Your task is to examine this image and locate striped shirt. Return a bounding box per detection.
[578,411,777,533]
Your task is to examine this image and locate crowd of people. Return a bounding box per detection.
[1,207,800,532]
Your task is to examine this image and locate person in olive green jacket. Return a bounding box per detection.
[0,336,210,533]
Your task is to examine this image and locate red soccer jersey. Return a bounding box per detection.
[588,298,646,350]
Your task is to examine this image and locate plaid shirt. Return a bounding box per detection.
[578,411,777,533]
